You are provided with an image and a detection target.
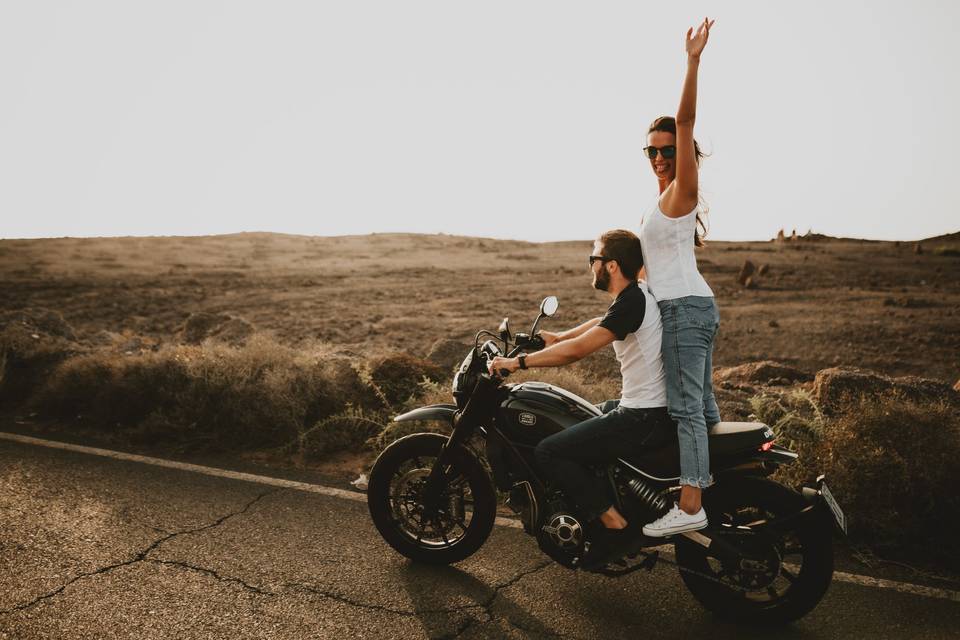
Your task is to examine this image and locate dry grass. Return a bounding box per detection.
[31,336,386,453]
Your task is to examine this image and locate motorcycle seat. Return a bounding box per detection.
[619,421,773,481]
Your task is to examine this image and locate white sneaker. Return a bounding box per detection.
[642,504,708,538]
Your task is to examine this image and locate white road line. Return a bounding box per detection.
[1,431,957,603]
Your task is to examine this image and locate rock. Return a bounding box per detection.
[426,338,471,370]
[178,312,254,345]
[812,367,960,413]
[0,308,77,341]
[744,276,758,289]
[914,243,924,255]
[758,264,770,276]
[714,361,813,386]
[768,319,780,328]
[214,318,255,346]
[954,378,960,392]
[737,260,756,286]
[775,229,785,243]
[790,229,798,241]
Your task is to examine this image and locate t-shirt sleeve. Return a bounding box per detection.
[599,290,646,341]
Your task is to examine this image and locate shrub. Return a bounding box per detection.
[0,318,81,406]
[299,409,387,460]
[756,389,960,568]
[34,337,383,453]
[368,353,445,407]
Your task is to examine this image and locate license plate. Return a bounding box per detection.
[820,481,847,535]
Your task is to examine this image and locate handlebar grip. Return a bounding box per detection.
[498,368,511,378]
[530,335,546,350]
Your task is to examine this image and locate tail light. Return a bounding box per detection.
[759,440,775,452]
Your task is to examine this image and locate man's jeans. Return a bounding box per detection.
[533,400,676,522]
[658,296,721,489]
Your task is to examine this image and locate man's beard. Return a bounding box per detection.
[593,269,610,292]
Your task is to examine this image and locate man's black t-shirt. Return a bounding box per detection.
[599,281,647,341]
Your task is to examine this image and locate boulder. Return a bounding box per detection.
[178,312,254,346]
[737,260,756,286]
[214,318,255,346]
[0,308,77,341]
[179,312,231,344]
[714,361,813,387]
[812,367,960,412]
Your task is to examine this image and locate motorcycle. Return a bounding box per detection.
[366,296,846,625]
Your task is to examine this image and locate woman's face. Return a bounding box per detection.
[646,130,676,182]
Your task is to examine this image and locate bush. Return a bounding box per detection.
[755,389,960,568]
[368,353,445,407]
[299,409,386,460]
[34,337,383,453]
[0,317,81,406]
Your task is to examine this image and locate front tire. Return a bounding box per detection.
[675,476,834,625]
[367,433,497,565]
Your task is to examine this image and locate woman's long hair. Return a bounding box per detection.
[648,116,709,247]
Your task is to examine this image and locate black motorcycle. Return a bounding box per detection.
[366,297,846,625]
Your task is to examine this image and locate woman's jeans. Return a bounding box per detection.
[534,400,677,521]
[658,296,721,489]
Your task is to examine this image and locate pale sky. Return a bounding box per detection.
[1,1,957,242]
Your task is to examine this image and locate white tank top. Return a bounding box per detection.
[639,199,714,301]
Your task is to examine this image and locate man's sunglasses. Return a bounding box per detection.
[589,255,614,267]
[643,145,676,159]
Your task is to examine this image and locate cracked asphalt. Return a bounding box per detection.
[3,440,960,639]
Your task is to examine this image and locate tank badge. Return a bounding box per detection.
[518,412,537,426]
[763,427,774,439]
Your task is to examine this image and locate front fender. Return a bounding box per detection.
[393,403,458,424]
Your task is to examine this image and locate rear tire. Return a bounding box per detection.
[675,476,834,625]
[367,433,497,565]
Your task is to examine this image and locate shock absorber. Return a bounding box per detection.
[626,476,669,514]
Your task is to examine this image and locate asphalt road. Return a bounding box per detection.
[2,438,959,639]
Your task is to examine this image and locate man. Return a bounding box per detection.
[489,229,707,540]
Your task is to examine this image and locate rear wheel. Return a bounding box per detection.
[675,476,834,625]
[367,433,497,565]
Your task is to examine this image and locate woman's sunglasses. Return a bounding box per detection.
[643,145,676,159]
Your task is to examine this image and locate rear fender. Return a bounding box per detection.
[393,403,457,424]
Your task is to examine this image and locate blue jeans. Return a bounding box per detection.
[534,400,676,521]
[658,296,721,489]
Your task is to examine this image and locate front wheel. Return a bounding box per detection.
[367,433,497,565]
[675,476,834,625]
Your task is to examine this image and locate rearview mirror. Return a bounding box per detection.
[540,296,559,317]
[498,317,511,342]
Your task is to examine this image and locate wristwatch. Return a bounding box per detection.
[518,355,528,370]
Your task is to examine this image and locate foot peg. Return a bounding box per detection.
[591,550,660,577]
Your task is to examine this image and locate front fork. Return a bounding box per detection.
[421,376,499,508]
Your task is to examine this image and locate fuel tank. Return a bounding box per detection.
[498,381,603,446]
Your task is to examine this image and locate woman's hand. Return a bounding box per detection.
[685,17,715,60]
[539,330,561,347]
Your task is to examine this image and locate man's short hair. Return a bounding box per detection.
[598,229,644,279]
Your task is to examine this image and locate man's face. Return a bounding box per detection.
[591,240,611,292]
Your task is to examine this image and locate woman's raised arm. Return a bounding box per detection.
[662,18,714,218]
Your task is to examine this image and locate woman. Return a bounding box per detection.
[639,18,721,537]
